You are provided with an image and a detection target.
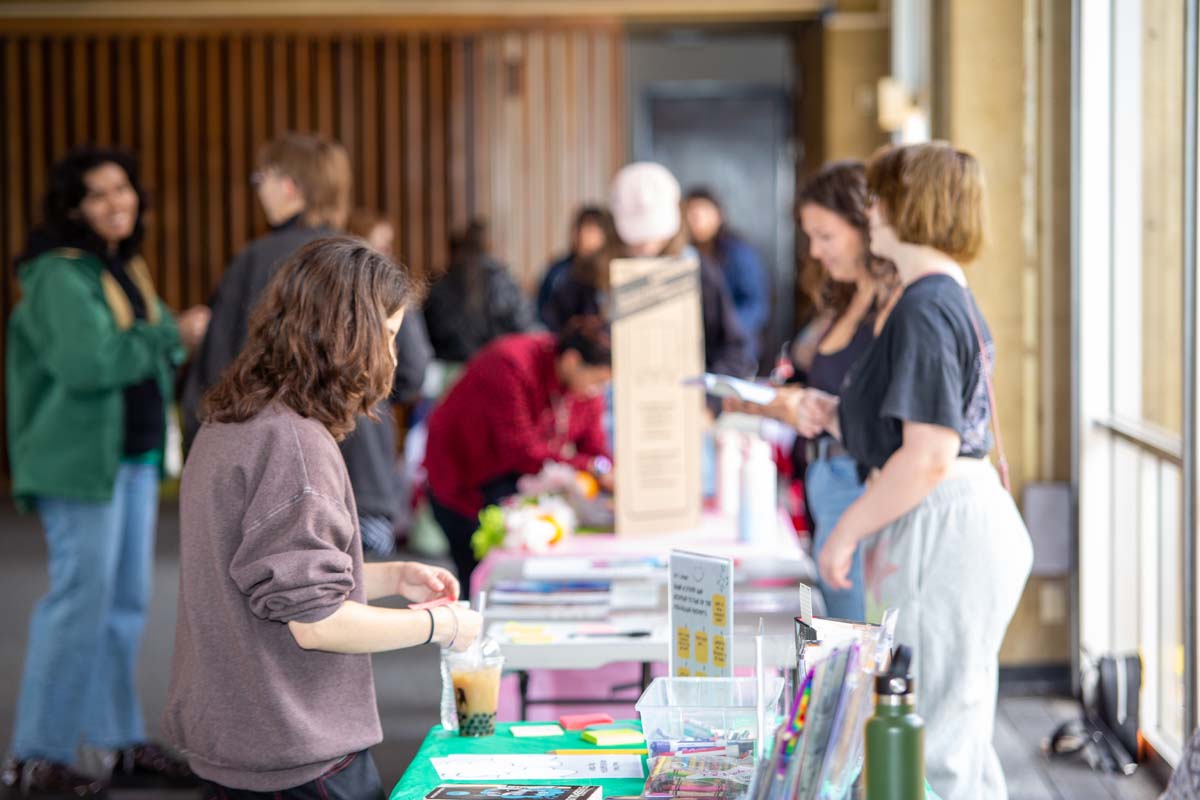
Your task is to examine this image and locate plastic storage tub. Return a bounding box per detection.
[635,676,784,756]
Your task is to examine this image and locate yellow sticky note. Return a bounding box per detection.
[694,630,709,664]
[712,594,728,626]
[677,667,691,676]
[581,728,645,746]
[695,671,707,677]
[713,634,728,668]
[676,626,691,660]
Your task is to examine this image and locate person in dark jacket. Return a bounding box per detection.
[536,206,610,330]
[3,147,200,797]
[181,133,431,557]
[544,163,754,381]
[423,219,534,363]
[684,187,770,363]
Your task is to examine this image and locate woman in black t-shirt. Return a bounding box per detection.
[791,143,1032,800]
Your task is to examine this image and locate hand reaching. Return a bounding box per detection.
[395,562,460,604]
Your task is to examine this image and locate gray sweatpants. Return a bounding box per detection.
[865,459,1033,800]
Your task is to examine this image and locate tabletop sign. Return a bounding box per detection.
[668,550,734,677]
[610,256,704,537]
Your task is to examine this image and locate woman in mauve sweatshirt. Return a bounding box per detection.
[165,236,482,800]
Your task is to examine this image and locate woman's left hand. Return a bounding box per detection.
[395,562,460,604]
[817,526,857,591]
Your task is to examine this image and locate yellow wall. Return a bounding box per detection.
[939,0,1073,666]
[822,16,891,162]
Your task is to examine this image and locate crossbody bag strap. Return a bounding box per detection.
[962,285,1011,493]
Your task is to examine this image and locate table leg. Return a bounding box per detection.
[517,670,530,721]
[640,662,652,691]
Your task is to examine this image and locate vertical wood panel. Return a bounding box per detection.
[48,39,68,160]
[292,37,311,132]
[5,40,25,267]
[382,37,402,256]
[547,33,567,261]
[248,35,268,232]
[404,35,424,273]
[359,37,379,212]
[181,36,202,307]
[526,32,547,286]
[115,36,133,147]
[448,37,468,231]
[159,35,181,301]
[137,36,160,273]
[338,35,356,174]
[204,36,225,300]
[314,38,333,138]
[72,37,90,144]
[94,38,112,145]
[26,39,45,207]
[427,37,446,273]
[271,36,289,137]
[226,35,247,254]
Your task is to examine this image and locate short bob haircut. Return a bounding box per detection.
[257,132,352,231]
[202,236,418,440]
[866,141,986,263]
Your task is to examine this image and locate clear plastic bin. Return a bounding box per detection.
[635,676,784,756]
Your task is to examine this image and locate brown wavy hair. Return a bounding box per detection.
[202,236,418,439]
[797,160,897,315]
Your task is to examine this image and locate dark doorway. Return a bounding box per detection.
[639,85,795,371]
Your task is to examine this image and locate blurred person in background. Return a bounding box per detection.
[424,316,614,590]
[536,206,611,330]
[544,162,754,382]
[423,219,534,363]
[348,208,397,260]
[3,147,202,797]
[684,187,770,364]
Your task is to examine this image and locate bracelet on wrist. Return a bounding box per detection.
[422,608,435,645]
[446,606,461,649]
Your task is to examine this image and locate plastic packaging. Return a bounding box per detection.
[738,437,777,545]
[717,429,746,519]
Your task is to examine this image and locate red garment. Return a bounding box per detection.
[424,333,609,518]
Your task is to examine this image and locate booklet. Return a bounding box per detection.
[643,754,755,799]
[426,785,602,800]
[682,374,778,406]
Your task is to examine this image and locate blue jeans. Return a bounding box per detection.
[805,449,866,622]
[10,462,159,764]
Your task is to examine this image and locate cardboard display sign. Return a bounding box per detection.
[610,256,704,537]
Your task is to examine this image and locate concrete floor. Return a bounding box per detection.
[0,499,1167,799]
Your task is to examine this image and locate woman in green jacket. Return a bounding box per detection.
[3,148,202,797]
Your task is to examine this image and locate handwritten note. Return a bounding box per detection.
[669,550,734,677]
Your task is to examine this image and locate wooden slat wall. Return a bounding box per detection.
[473,28,625,291]
[0,21,625,479]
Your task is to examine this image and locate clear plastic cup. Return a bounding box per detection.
[448,652,504,737]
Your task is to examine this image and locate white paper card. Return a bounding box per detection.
[430,754,645,781]
[668,550,734,677]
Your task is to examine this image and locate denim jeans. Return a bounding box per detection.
[200,750,384,799]
[805,448,866,622]
[10,462,159,764]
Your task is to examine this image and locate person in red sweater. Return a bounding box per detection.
[425,315,613,589]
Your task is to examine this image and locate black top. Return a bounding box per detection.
[105,255,165,456]
[423,256,534,363]
[838,274,994,472]
[807,315,876,397]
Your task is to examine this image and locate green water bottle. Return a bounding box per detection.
[865,645,924,800]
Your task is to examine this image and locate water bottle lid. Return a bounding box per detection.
[875,644,915,696]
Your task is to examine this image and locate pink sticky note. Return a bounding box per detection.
[560,713,614,730]
[409,597,455,610]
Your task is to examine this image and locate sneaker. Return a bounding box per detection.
[1,757,109,798]
[109,743,197,789]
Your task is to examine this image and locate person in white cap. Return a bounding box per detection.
[542,162,755,382]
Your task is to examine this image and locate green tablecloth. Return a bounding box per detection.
[390,721,650,800]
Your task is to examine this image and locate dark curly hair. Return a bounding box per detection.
[18,146,147,266]
[202,236,419,440]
